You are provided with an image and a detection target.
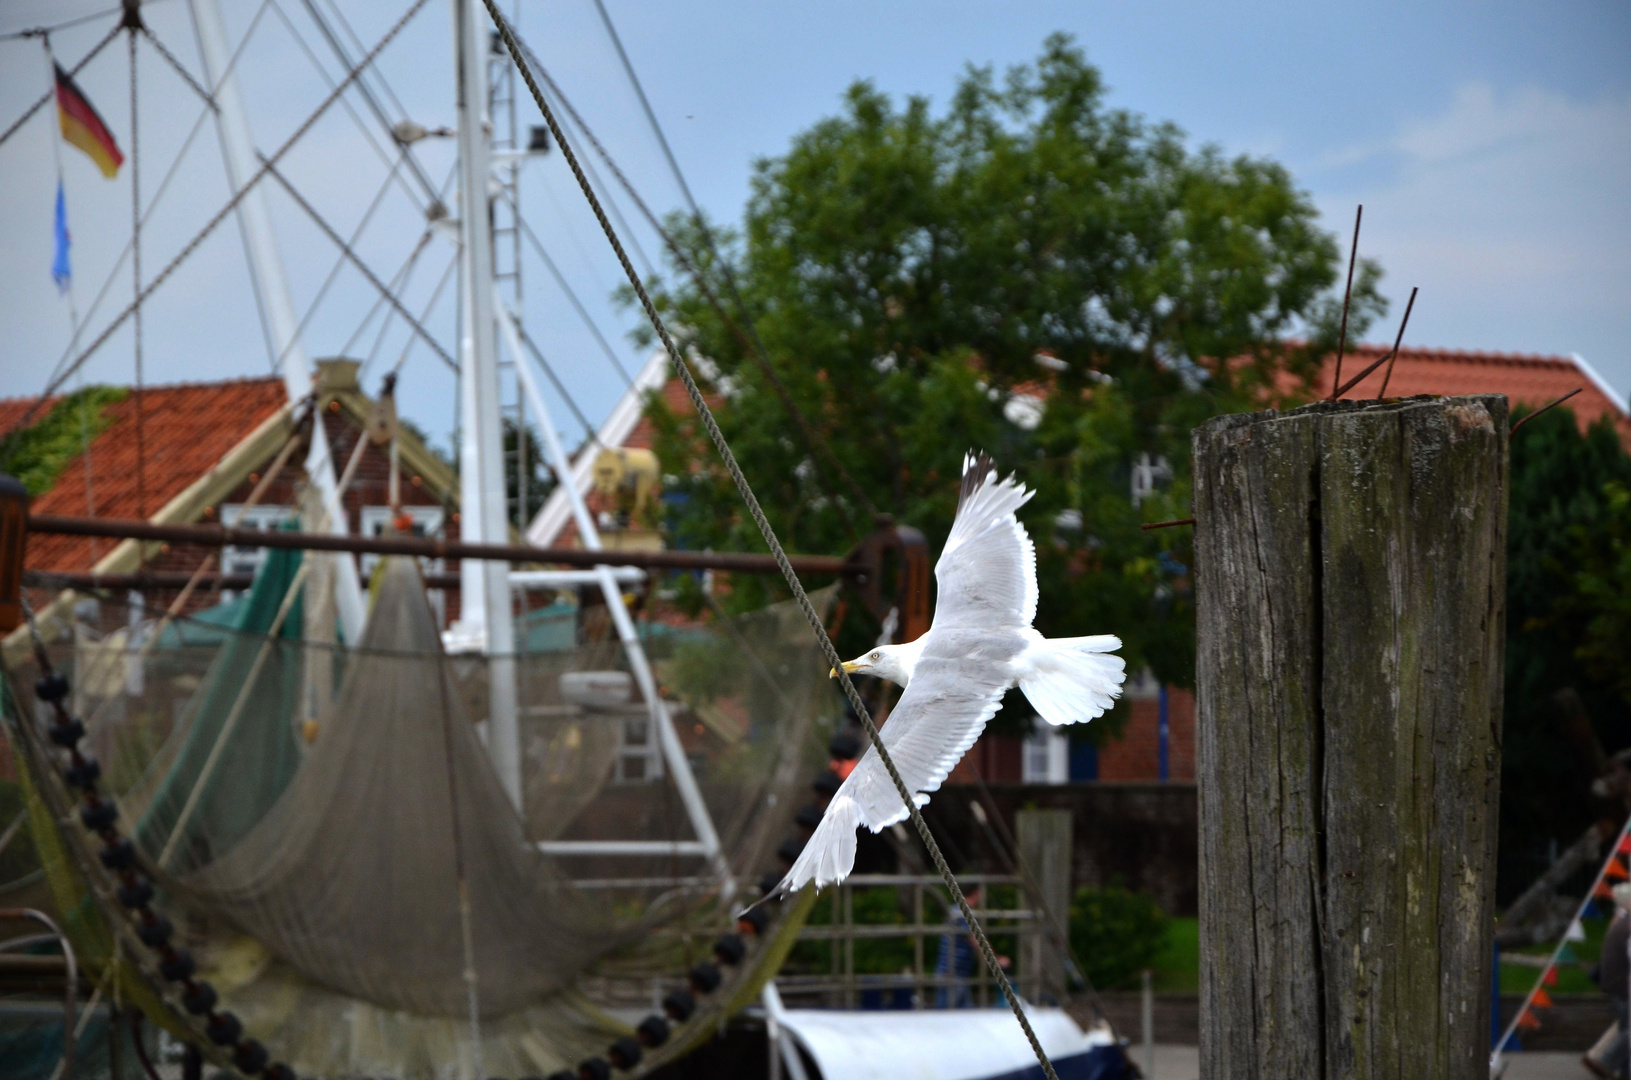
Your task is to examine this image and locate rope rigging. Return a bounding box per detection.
[293,0,441,204]
[0,22,122,149]
[22,6,617,424]
[259,155,456,370]
[516,325,604,451]
[508,197,634,389]
[384,251,459,379]
[482,7,1061,1077]
[509,27,878,525]
[0,6,122,42]
[127,2,149,526]
[264,0,433,217]
[12,0,434,435]
[17,1,277,445]
[0,0,283,463]
[348,228,434,366]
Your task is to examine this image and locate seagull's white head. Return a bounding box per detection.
[831,641,923,688]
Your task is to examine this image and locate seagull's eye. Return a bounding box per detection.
[870,651,882,661]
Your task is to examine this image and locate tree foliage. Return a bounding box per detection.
[638,35,1381,701]
[1499,407,1631,899]
[3,385,129,497]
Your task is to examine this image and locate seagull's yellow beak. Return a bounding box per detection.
[829,660,862,679]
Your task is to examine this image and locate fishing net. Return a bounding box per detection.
[3,555,840,1077]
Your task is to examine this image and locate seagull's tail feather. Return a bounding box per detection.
[1019,634,1126,727]
[778,793,863,894]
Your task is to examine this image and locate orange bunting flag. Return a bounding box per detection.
[55,63,123,178]
[1595,879,1615,899]
[1533,988,1554,1009]
[1607,858,1629,882]
[1543,966,1559,986]
[1617,833,1631,854]
[1515,1008,1542,1032]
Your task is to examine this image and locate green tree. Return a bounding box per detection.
[639,34,1381,704]
[1499,407,1631,899]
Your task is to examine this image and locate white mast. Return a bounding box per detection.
[189,0,365,644]
[497,299,734,900]
[450,0,521,806]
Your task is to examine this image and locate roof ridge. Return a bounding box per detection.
[0,373,286,410]
[1285,337,1579,366]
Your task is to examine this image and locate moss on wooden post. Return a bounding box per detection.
[1193,395,1506,1080]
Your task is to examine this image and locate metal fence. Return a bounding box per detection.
[777,873,1050,1009]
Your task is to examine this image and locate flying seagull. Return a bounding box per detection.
[780,452,1126,893]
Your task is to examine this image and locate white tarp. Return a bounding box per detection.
[777,1005,1112,1080]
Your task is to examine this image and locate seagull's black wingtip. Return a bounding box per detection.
[959,450,997,508]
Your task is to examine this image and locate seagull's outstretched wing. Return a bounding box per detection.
[781,640,1015,890]
[933,451,1037,630]
[781,453,1037,892]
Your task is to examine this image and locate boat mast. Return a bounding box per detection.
[451,0,521,805]
[188,0,366,643]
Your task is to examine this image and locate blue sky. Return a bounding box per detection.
[1,0,1626,456]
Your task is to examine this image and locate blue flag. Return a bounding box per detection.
[52,181,71,294]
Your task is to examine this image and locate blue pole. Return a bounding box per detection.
[1491,941,1503,1053]
[1158,685,1169,783]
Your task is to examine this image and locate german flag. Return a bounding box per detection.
[55,63,122,178]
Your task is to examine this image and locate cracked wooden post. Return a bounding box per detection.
[1193,396,1507,1080]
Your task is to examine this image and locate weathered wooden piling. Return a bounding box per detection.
[1016,807,1073,1002]
[1192,395,1507,1079]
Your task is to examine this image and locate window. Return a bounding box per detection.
[614,715,665,784]
[219,504,298,586]
[1022,725,1069,785]
[1130,452,1173,508]
[358,505,445,575]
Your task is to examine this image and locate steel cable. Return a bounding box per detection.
[511,29,876,524]
[28,0,433,410]
[259,156,455,369]
[0,22,122,149]
[483,6,1060,1076]
[508,196,635,389]
[3,7,267,432]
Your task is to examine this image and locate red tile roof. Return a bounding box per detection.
[0,395,59,439]
[5,377,290,571]
[1315,345,1629,442]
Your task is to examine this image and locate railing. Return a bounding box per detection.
[777,873,1048,1010]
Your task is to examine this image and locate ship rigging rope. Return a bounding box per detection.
[483,8,1060,1078]
[135,19,456,375]
[293,0,440,204]
[349,228,433,367]
[7,0,278,443]
[507,199,634,389]
[129,17,149,526]
[0,6,121,42]
[0,22,121,148]
[260,156,455,369]
[384,251,458,378]
[266,0,430,216]
[19,0,433,422]
[516,324,604,451]
[510,27,877,525]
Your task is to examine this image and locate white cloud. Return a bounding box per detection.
[1309,82,1631,395]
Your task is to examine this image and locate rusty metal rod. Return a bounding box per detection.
[25,513,859,577]
[1510,387,1583,436]
[25,569,465,591]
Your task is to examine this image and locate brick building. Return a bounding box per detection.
[2,359,459,630]
[539,343,1627,786]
